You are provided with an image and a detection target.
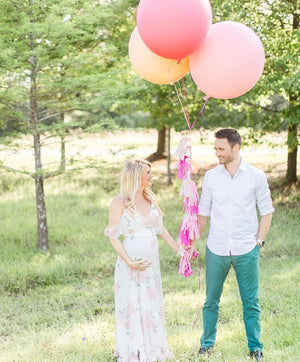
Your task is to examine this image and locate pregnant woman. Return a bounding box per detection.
[105,158,180,362]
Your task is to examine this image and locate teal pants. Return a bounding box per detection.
[200,245,263,352]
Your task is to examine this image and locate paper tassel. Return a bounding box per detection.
[179,250,193,277]
[179,228,190,246]
[176,135,200,278]
[180,177,197,198]
[179,214,200,241]
[187,214,200,240]
[183,184,199,210]
[183,202,199,215]
[178,156,191,179]
[174,135,191,160]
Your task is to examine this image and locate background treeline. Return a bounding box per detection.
[0,0,298,176]
[0,0,299,251]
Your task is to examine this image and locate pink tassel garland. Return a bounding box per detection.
[178,156,191,179]
[179,250,193,278]
[179,228,190,246]
[175,136,200,278]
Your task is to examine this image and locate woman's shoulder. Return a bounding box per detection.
[108,195,126,228]
[110,194,125,210]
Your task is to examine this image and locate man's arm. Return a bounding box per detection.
[191,215,208,247]
[198,215,208,234]
[257,213,273,241]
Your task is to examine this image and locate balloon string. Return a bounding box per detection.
[190,96,210,130]
[193,262,202,328]
[173,82,191,132]
[181,77,191,132]
[190,107,204,130]
[200,96,210,115]
[175,79,211,132]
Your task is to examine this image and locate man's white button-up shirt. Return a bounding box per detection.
[198,159,274,256]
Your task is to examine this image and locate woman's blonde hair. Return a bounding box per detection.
[120,159,162,215]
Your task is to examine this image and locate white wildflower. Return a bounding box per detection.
[63,14,72,23]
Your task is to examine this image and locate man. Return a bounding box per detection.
[194,128,274,361]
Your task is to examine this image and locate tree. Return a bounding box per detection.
[117,0,299,182]
[209,0,299,183]
[0,0,112,250]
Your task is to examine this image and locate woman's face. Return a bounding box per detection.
[141,165,152,188]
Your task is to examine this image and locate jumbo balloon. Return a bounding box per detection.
[128,27,189,85]
[189,21,265,99]
[137,0,212,60]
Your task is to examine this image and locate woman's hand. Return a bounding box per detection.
[128,259,152,271]
[185,245,199,260]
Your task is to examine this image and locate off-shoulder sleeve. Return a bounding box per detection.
[104,217,124,239]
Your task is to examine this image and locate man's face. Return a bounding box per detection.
[215,138,238,165]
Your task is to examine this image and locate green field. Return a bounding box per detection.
[0,130,299,361]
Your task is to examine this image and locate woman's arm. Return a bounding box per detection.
[109,236,151,270]
[159,225,180,253]
[107,196,151,271]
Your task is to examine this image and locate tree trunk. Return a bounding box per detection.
[34,137,49,251]
[157,126,166,154]
[285,123,298,184]
[285,6,299,184]
[146,127,167,162]
[60,135,66,171]
[60,110,66,172]
[30,31,49,251]
[167,127,172,184]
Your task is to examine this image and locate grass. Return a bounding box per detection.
[0,130,299,361]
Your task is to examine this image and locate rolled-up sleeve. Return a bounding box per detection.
[198,173,212,217]
[255,171,274,216]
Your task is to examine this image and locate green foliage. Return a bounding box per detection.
[213,0,299,131]
[0,0,139,135]
[0,0,298,153]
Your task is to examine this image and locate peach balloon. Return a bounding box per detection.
[128,27,189,85]
[189,21,265,99]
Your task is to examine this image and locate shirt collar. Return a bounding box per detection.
[239,158,247,171]
[219,158,247,174]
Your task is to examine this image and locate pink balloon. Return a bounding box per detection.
[136,0,212,60]
[189,21,265,99]
[128,27,189,85]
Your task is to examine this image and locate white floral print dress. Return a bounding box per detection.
[105,204,172,362]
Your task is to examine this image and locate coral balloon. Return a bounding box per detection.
[136,0,212,60]
[189,21,265,99]
[128,27,189,85]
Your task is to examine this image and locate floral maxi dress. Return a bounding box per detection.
[105,204,172,362]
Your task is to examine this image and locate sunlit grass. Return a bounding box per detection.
[0,130,299,361]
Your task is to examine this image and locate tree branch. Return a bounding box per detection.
[38,112,60,122]
[243,101,283,113]
[0,164,33,178]
[43,164,99,179]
